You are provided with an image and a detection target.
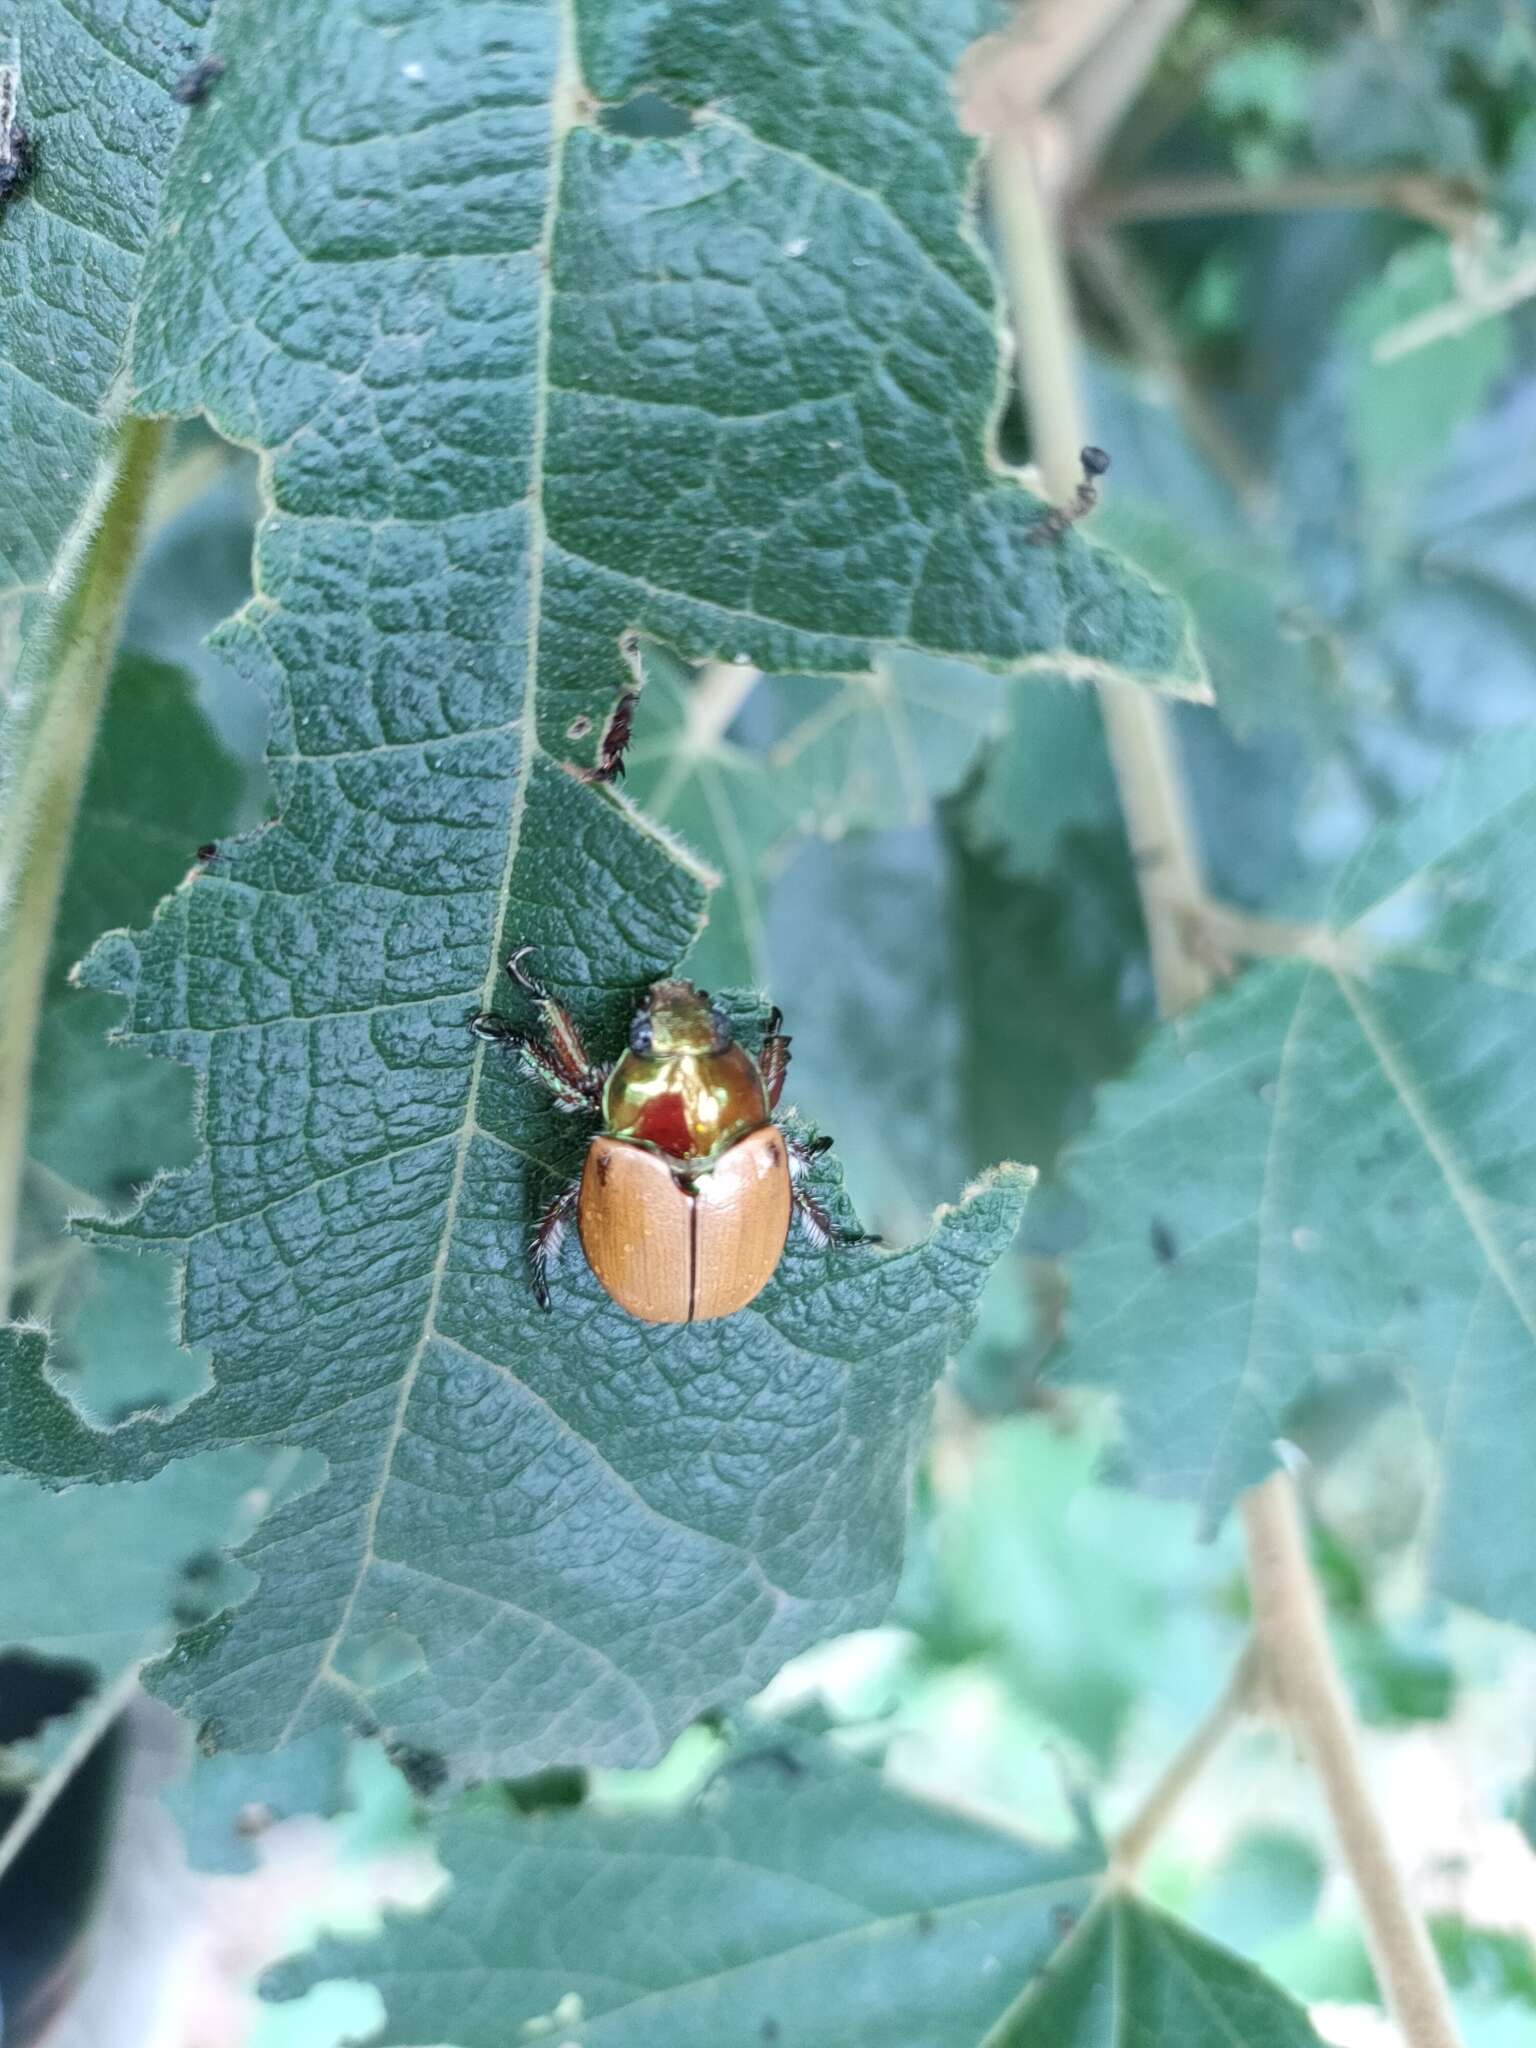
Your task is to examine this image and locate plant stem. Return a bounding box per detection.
[1054,0,1197,179]
[1242,1475,1463,2048]
[1109,1639,1259,1882]
[988,135,1216,1015]
[989,94,1465,2045]
[991,134,1087,505]
[1077,170,1481,236]
[0,414,169,1305]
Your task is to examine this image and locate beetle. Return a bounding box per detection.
[470,950,870,1321]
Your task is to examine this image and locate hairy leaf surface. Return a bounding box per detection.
[1058,732,1536,1631]
[1,0,1197,1776]
[267,1723,1102,2046]
[0,0,213,685]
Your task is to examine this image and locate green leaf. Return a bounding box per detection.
[1309,31,1482,177]
[1337,239,1512,558]
[0,1322,276,1878]
[984,1894,1326,2047]
[12,651,251,1426]
[1056,730,1536,1633]
[0,1,211,680]
[907,1415,1243,1767]
[947,821,1149,1188]
[165,1725,352,1875]
[625,646,1004,990]
[266,1723,1102,2046]
[765,822,970,1236]
[0,0,1211,1779]
[28,652,243,1204]
[959,684,1118,881]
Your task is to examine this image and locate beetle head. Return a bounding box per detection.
[630,980,732,1059]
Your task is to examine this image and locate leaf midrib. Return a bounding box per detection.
[274,0,580,1743]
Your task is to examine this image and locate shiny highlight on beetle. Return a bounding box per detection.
[605,982,767,1164]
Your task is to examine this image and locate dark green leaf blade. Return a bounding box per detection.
[0,1,211,681]
[266,1724,1102,2047]
[5,0,1216,1777]
[1057,730,1536,1630]
[985,1895,1325,2047]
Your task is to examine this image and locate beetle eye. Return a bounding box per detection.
[629,1013,655,1057]
[709,1004,733,1052]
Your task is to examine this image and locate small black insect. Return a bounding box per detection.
[196,841,218,863]
[1029,444,1111,545]
[171,55,225,105]
[1150,1216,1178,1265]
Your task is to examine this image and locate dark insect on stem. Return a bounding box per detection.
[171,55,225,104]
[1028,444,1111,545]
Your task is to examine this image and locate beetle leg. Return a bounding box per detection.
[759,1007,791,1110]
[792,1181,880,1251]
[784,1131,880,1249]
[472,949,608,1107]
[574,686,639,785]
[521,1036,607,1112]
[530,1180,581,1311]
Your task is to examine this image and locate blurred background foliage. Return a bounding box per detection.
[9,1,1536,2041]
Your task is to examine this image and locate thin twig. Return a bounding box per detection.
[1243,1475,1463,2048]
[1053,0,1197,184]
[1077,171,1482,237]
[1110,1639,1260,1882]
[990,132,1088,504]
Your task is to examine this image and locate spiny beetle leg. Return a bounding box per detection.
[518,1037,601,1112]
[530,1181,581,1310]
[500,947,606,1104]
[783,1128,880,1249]
[759,1006,792,1109]
[469,1011,520,1045]
[792,1182,880,1252]
[574,686,638,785]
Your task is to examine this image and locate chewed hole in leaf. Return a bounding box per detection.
[597,91,694,138]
